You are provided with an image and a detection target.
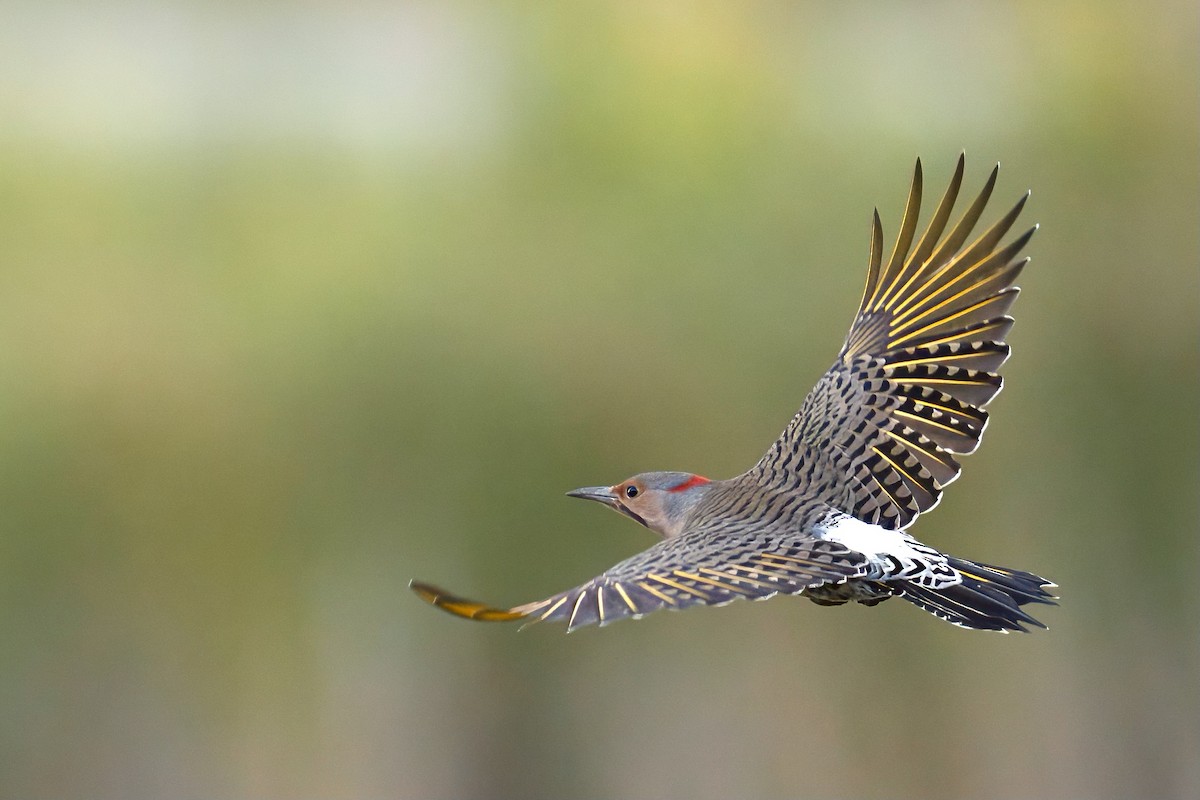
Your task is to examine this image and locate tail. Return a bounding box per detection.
[897,556,1057,632]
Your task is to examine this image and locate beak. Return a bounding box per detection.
[566,486,618,507]
[568,484,649,529]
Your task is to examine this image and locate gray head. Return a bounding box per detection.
[566,471,714,539]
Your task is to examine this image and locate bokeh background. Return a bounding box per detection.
[1,2,1197,798]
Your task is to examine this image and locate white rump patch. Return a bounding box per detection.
[817,514,920,557]
[815,513,960,588]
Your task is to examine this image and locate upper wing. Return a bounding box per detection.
[411,522,869,632]
[747,155,1035,530]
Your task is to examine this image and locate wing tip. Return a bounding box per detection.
[409,579,528,623]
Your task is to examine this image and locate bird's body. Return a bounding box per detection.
[412,155,1056,633]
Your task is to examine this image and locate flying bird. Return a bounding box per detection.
[411,155,1055,633]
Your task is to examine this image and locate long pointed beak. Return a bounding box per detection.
[566,486,618,506]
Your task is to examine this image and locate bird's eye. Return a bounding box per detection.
[624,485,639,499]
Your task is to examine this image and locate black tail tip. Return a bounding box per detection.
[902,559,1057,633]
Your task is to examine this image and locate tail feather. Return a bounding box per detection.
[897,556,1056,632]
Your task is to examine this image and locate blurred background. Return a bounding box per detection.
[1,2,1197,798]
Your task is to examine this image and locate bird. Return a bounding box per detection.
[410,155,1056,633]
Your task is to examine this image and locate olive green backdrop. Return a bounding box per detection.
[1,2,1196,798]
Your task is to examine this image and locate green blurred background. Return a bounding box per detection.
[1,2,1197,798]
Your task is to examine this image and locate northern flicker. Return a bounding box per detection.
[411,155,1056,633]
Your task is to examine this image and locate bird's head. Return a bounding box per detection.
[567,471,713,539]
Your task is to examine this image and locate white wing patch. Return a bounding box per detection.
[816,513,961,589]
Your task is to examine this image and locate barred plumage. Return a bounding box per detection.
[412,155,1056,633]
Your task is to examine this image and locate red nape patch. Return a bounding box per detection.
[668,474,711,493]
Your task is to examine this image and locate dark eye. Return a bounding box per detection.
[624,485,639,499]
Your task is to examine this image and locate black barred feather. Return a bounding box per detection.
[522,532,872,632]
[413,534,870,632]
[750,154,1035,529]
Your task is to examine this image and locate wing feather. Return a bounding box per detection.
[746,156,1034,529]
[410,526,869,631]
